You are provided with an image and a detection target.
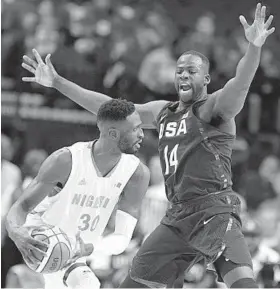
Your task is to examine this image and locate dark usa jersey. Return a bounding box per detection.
[157,100,235,204]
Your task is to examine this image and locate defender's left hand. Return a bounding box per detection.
[239,3,275,47]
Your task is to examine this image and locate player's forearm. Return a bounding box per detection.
[6,203,28,239]
[95,234,131,255]
[94,210,137,255]
[235,43,261,89]
[53,75,112,115]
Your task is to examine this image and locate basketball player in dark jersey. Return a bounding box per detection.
[21,3,275,288]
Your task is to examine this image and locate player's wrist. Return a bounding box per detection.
[248,41,263,48]
[8,225,26,241]
[52,74,63,90]
[247,42,263,52]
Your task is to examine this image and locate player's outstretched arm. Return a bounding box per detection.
[22,49,168,129]
[6,148,71,265]
[95,162,150,255]
[213,3,275,121]
[22,49,111,114]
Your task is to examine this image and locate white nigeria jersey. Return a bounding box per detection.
[25,141,140,247]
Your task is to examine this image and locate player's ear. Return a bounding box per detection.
[108,128,120,141]
[204,74,211,86]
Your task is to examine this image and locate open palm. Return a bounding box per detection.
[239,3,275,47]
[22,49,57,87]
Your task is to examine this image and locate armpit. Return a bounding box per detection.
[209,114,224,127]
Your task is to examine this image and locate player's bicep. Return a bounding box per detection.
[118,163,150,218]
[135,100,168,129]
[213,79,249,120]
[16,148,72,213]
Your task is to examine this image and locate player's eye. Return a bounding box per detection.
[176,68,183,74]
[134,124,142,132]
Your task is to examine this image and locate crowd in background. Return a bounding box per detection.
[1,0,280,288]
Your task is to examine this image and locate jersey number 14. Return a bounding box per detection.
[163,144,179,175]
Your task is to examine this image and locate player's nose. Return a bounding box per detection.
[180,71,189,79]
[138,128,144,139]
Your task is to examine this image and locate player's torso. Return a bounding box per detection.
[157,101,235,203]
[28,141,139,245]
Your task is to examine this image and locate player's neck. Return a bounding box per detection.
[93,139,122,159]
[177,89,207,112]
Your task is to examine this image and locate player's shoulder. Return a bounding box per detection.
[202,91,220,108]
[68,141,92,151]
[36,148,72,183]
[47,147,72,166]
[136,100,169,113]
[156,101,177,123]
[131,161,150,183]
[198,91,234,125]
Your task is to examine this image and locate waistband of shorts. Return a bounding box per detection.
[171,188,236,206]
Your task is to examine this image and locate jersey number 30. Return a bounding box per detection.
[78,214,100,231]
[163,144,179,175]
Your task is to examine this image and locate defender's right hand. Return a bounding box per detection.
[10,226,49,266]
[22,49,58,88]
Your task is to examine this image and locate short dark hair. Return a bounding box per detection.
[180,50,210,72]
[97,99,136,122]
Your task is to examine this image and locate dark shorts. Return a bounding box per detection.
[130,212,252,288]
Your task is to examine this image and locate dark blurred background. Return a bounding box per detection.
[1,0,280,288]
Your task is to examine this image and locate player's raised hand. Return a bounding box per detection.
[239,3,275,47]
[22,49,58,87]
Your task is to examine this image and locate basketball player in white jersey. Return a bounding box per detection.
[6,99,150,289]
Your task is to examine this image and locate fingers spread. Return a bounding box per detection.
[264,15,274,29]
[30,239,49,252]
[255,3,261,20]
[23,55,38,69]
[45,54,52,67]
[22,250,39,265]
[25,253,36,265]
[260,5,266,22]
[31,247,48,258]
[22,77,36,82]
[32,49,44,65]
[266,27,275,36]
[239,15,250,29]
[22,63,35,74]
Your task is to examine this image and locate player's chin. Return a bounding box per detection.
[133,144,141,153]
[132,143,142,154]
[123,145,140,155]
[179,90,193,103]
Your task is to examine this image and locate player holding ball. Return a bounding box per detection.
[21,3,275,288]
[6,99,149,289]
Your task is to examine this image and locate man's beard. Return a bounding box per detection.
[118,138,134,154]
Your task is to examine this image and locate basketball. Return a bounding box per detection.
[27,225,73,274]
